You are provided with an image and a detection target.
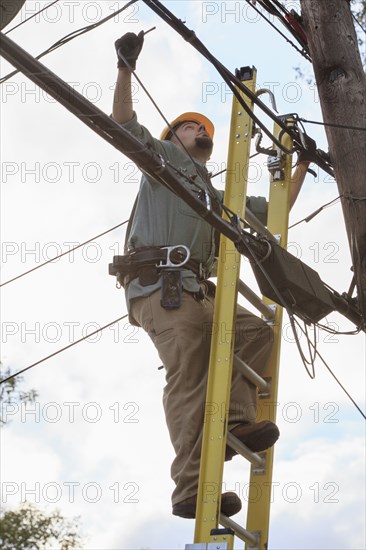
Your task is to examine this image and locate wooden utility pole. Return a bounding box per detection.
[300,0,366,320]
[0,0,26,31]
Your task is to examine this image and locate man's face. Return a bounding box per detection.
[172,121,214,157]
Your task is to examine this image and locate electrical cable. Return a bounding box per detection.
[2,6,360,382]
[0,219,129,288]
[289,196,342,229]
[250,1,310,52]
[238,224,365,418]
[343,189,366,321]
[244,0,311,62]
[4,0,61,35]
[290,315,316,379]
[298,117,366,132]
[141,0,336,178]
[125,54,287,230]
[0,0,139,84]
[0,314,128,385]
[352,11,366,34]
[315,320,362,336]
[141,0,301,156]
[238,230,293,312]
[293,317,366,420]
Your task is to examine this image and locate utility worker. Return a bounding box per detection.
[111,32,310,519]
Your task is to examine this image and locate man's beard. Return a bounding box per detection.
[195,135,213,153]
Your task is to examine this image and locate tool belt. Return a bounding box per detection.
[108,245,205,288]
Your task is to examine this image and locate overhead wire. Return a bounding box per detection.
[141,0,338,179]
[239,228,365,419]
[0,219,129,288]
[243,0,311,62]
[298,117,366,132]
[293,317,366,420]
[4,0,61,35]
[116,11,362,331]
[0,314,128,385]
[351,11,366,34]
[289,315,316,379]
[315,320,362,337]
[289,196,342,229]
[0,0,139,84]
[2,0,363,395]
[141,0,301,157]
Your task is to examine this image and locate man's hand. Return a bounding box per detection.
[115,31,144,70]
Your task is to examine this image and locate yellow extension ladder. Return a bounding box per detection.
[186,67,294,550]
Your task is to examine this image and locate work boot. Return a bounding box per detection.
[172,491,242,519]
[225,420,280,461]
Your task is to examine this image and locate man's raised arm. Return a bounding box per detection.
[112,32,144,125]
[112,68,133,124]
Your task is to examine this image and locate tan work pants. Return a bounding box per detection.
[130,288,273,505]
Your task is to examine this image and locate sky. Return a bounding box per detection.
[1,1,365,549]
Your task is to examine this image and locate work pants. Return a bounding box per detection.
[130,288,273,505]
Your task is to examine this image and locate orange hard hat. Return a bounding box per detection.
[160,112,215,141]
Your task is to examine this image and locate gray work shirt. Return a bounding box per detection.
[119,113,267,321]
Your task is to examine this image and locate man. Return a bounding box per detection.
[111,32,310,519]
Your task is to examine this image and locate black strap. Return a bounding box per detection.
[124,192,139,254]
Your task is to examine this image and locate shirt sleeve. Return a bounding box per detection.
[217,190,268,226]
[119,111,171,158]
[246,196,268,226]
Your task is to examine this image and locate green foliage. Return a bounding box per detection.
[0,503,84,550]
[0,365,38,426]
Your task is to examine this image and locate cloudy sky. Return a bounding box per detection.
[1,1,365,549]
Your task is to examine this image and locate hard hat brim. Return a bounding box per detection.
[160,112,215,141]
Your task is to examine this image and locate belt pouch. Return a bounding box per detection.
[139,266,159,286]
[160,270,182,309]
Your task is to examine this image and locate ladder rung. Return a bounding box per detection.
[238,279,275,319]
[233,355,270,394]
[245,208,276,243]
[220,513,260,548]
[226,432,265,469]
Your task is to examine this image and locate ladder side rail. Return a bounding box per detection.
[193,69,257,545]
[244,119,295,549]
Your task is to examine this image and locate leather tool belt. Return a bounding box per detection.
[108,245,204,288]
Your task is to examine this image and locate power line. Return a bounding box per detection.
[289,196,342,229]
[141,0,335,178]
[142,0,296,155]
[0,315,128,385]
[4,0,61,35]
[294,317,366,420]
[290,315,316,379]
[2,14,363,399]
[238,223,365,419]
[352,12,366,34]
[0,0,139,85]
[299,117,366,132]
[315,320,362,337]
[0,219,129,288]
[244,0,311,62]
